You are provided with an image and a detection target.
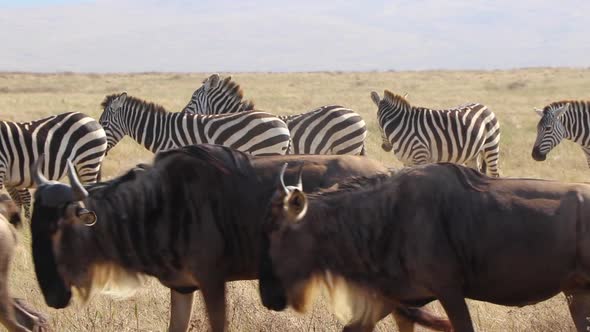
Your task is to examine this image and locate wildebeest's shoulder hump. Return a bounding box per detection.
[403,163,491,192]
[154,144,254,177]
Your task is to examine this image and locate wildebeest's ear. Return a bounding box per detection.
[534,107,544,117]
[285,189,308,222]
[64,204,97,226]
[76,207,97,226]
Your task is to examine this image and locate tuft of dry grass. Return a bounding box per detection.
[0,68,589,331]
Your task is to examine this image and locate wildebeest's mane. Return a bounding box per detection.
[85,164,152,197]
[307,169,396,200]
[434,163,491,192]
[101,93,170,114]
[154,144,255,178]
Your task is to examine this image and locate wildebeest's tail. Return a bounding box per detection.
[394,306,452,331]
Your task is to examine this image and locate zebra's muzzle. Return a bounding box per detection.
[531,148,546,161]
[381,143,393,152]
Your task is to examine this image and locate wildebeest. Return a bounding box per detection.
[29,144,448,331]
[264,162,590,332]
[0,194,50,331]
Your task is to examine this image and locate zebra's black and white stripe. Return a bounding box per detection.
[0,112,107,217]
[532,100,590,167]
[100,93,291,156]
[182,74,368,155]
[371,90,501,177]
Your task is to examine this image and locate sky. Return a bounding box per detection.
[0,0,589,73]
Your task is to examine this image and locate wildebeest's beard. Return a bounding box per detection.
[259,164,307,311]
[31,197,72,309]
[269,224,317,313]
[258,225,287,310]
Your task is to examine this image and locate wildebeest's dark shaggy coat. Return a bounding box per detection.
[30,144,449,332]
[265,162,590,332]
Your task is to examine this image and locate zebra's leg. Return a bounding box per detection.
[582,147,590,168]
[5,187,23,219]
[482,145,500,177]
[17,190,31,220]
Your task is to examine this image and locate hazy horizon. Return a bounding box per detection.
[1,0,589,73]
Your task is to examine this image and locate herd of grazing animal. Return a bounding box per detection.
[0,73,588,331]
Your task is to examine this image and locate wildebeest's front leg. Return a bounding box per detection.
[436,290,473,332]
[393,306,453,332]
[200,277,227,332]
[168,290,194,332]
[564,290,590,331]
[342,322,375,332]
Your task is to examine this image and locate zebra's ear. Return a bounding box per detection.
[205,74,221,91]
[554,103,570,118]
[111,92,127,111]
[534,108,544,117]
[370,91,381,107]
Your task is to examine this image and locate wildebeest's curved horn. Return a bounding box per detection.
[32,154,49,186]
[295,162,304,191]
[67,160,88,201]
[279,163,288,194]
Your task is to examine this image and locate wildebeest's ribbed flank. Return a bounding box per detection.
[29,144,450,332]
[265,162,590,332]
[100,93,290,156]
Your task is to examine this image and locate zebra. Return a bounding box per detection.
[182,74,368,155]
[532,100,590,167]
[371,90,501,177]
[99,92,291,156]
[0,112,107,218]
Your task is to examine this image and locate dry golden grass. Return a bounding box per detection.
[0,68,589,331]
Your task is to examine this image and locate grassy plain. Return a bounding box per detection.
[0,68,589,331]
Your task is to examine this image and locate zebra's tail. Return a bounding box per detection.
[370,91,381,107]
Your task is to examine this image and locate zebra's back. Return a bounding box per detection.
[280,105,367,155]
[191,111,291,156]
[0,112,107,188]
[407,104,499,163]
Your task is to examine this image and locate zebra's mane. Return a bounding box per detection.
[542,100,580,115]
[101,93,170,114]
[207,75,255,111]
[382,90,411,109]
